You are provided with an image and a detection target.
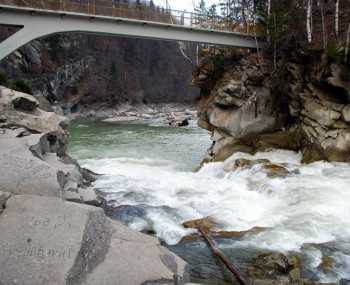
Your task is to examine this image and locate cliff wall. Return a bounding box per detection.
[194,48,350,164]
[0,29,198,114]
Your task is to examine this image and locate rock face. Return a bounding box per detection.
[194,49,350,164]
[0,195,188,285]
[0,28,198,116]
[0,86,189,285]
[0,86,95,200]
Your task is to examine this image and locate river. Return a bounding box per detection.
[68,120,350,283]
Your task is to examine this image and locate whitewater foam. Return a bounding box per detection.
[77,146,350,281]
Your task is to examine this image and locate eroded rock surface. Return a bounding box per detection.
[0,86,96,201]
[0,195,188,285]
[194,50,350,164]
[0,86,189,285]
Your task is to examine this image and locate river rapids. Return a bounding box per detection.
[69,120,350,282]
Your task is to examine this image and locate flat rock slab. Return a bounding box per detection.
[0,195,188,285]
[85,221,189,285]
[0,138,61,196]
[0,195,111,285]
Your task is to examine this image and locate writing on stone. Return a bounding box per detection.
[27,215,72,229]
[2,246,74,260]
[22,247,73,259]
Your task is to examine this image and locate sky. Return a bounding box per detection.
[154,0,218,12]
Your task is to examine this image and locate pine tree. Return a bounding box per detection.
[195,0,207,15]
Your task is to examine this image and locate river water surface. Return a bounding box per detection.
[69,120,350,283]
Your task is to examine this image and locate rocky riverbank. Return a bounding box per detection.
[66,103,197,127]
[194,49,350,165]
[0,86,189,285]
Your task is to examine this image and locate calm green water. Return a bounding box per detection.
[68,120,211,171]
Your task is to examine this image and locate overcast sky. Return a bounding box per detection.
[154,0,218,12]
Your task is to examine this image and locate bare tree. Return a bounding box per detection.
[307,0,313,43]
[318,0,327,49]
[346,23,350,63]
[335,0,340,37]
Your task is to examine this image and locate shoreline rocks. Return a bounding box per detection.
[72,103,198,127]
[0,86,189,285]
[0,86,96,201]
[0,195,189,285]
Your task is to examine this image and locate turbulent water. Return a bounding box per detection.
[69,120,350,282]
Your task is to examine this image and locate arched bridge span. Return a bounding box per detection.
[0,2,257,61]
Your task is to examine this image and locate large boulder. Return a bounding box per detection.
[0,86,96,200]
[194,50,350,165]
[0,86,66,133]
[0,135,62,196]
[0,195,188,285]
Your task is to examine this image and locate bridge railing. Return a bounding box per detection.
[0,0,253,33]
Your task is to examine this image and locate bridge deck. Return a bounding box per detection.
[0,0,250,33]
[0,1,257,61]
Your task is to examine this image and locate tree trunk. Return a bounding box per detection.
[307,0,313,43]
[319,0,327,49]
[178,41,193,66]
[198,228,249,285]
[267,0,271,42]
[345,23,350,63]
[274,12,277,70]
[335,0,340,37]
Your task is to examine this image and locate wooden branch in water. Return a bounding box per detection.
[197,227,250,285]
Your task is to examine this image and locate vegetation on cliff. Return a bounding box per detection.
[194,0,350,164]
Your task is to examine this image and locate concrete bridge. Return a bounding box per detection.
[0,1,257,61]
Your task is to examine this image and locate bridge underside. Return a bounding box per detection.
[0,5,256,61]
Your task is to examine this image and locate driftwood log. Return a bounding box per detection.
[197,227,249,285]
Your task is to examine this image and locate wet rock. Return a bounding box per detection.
[248,252,291,276]
[168,117,189,127]
[211,142,254,163]
[167,238,262,283]
[103,204,180,235]
[224,158,290,178]
[169,236,310,285]
[317,256,334,273]
[104,204,148,224]
[0,195,188,285]
[180,225,266,243]
[182,217,217,233]
[262,163,290,178]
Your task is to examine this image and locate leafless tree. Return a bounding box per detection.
[318,0,327,49]
[346,23,350,62]
[306,0,313,43]
[335,0,340,37]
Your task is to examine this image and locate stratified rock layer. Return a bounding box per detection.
[194,50,350,164]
